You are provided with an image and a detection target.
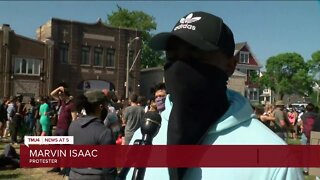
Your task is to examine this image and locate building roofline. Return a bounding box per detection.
[234,42,262,68]
[235,42,247,51]
[14,33,46,45]
[50,17,142,32]
[0,27,45,45]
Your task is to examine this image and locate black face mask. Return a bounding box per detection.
[165,59,230,179]
[165,59,229,145]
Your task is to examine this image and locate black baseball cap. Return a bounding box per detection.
[150,11,235,57]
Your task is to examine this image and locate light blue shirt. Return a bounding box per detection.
[129,90,303,180]
[7,102,15,119]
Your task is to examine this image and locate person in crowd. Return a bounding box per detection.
[287,105,298,139]
[260,103,276,130]
[130,82,172,146]
[117,99,128,146]
[11,95,24,144]
[0,144,20,169]
[114,99,124,118]
[5,97,16,138]
[300,103,319,145]
[148,97,158,113]
[252,104,265,122]
[0,97,8,138]
[38,96,50,136]
[297,107,305,135]
[50,86,77,135]
[68,90,116,180]
[4,97,15,139]
[99,104,109,121]
[122,94,145,145]
[153,82,167,113]
[34,97,42,136]
[128,11,303,179]
[48,86,76,174]
[137,95,148,112]
[300,103,319,175]
[272,100,290,140]
[104,108,120,142]
[23,97,36,136]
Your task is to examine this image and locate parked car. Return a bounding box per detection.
[291,103,308,109]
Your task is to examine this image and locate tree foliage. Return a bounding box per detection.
[141,44,165,68]
[307,50,320,82]
[248,70,260,85]
[263,52,312,100]
[307,50,320,105]
[105,5,164,68]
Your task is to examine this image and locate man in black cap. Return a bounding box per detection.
[68,90,116,179]
[134,11,303,180]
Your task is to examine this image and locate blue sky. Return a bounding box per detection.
[0,1,320,68]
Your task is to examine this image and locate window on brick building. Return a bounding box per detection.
[106,48,115,67]
[94,47,103,66]
[14,58,41,75]
[59,43,69,64]
[81,46,90,65]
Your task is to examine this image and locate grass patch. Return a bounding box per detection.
[0,169,22,179]
[0,141,64,180]
[286,138,301,145]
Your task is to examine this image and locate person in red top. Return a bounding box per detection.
[287,105,298,139]
[301,103,319,144]
[48,85,77,174]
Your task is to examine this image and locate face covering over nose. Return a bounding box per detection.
[155,96,166,112]
[165,59,229,145]
[165,60,230,179]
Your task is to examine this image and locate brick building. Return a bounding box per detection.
[0,18,142,100]
[37,18,142,99]
[0,24,51,100]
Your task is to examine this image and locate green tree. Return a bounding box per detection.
[248,70,260,85]
[307,50,320,81]
[141,44,165,68]
[106,5,164,68]
[263,52,312,100]
[307,50,320,105]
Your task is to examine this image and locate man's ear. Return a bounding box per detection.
[226,57,237,77]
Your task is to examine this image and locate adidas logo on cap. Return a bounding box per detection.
[174,13,201,31]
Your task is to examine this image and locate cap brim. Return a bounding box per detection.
[150,31,219,51]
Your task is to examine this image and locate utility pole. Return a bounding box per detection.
[125,37,139,99]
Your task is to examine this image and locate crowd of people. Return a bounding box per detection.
[0,83,165,177]
[0,95,47,144]
[255,101,320,144]
[254,101,320,176]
